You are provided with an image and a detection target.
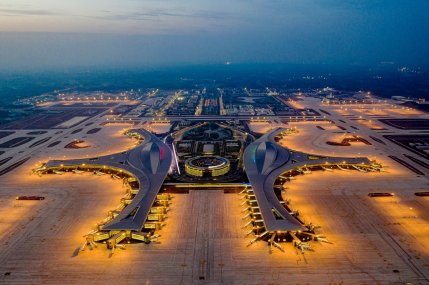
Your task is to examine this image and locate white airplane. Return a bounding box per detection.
[352,165,367,172]
[271,240,285,252]
[95,171,105,176]
[242,212,252,220]
[241,220,253,229]
[322,166,333,171]
[32,167,46,173]
[53,170,65,175]
[337,165,347,170]
[239,188,247,194]
[72,169,84,174]
[358,167,367,173]
[306,223,321,231]
[247,231,269,247]
[296,241,311,253]
[112,174,121,179]
[239,195,247,200]
[149,234,160,241]
[315,236,331,244]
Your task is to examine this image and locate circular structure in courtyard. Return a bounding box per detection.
[185,156,231,177]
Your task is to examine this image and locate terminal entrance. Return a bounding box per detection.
[161,182,250,194]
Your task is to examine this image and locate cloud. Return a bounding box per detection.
[93,8,228,22]
[0,8,61,16]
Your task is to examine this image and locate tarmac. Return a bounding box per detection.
[0,97,428,284]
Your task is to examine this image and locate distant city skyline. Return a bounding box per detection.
[0,0,428,70]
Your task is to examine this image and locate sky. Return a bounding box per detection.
[0,0,428,71]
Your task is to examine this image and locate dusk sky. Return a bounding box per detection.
[0,0,428,71]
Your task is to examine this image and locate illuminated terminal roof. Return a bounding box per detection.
[185,156,231,177]
[244,128,372,232]
[43,129,172,231]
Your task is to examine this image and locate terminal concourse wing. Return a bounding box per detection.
[244,128,374,232]
[41,129,172,232]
